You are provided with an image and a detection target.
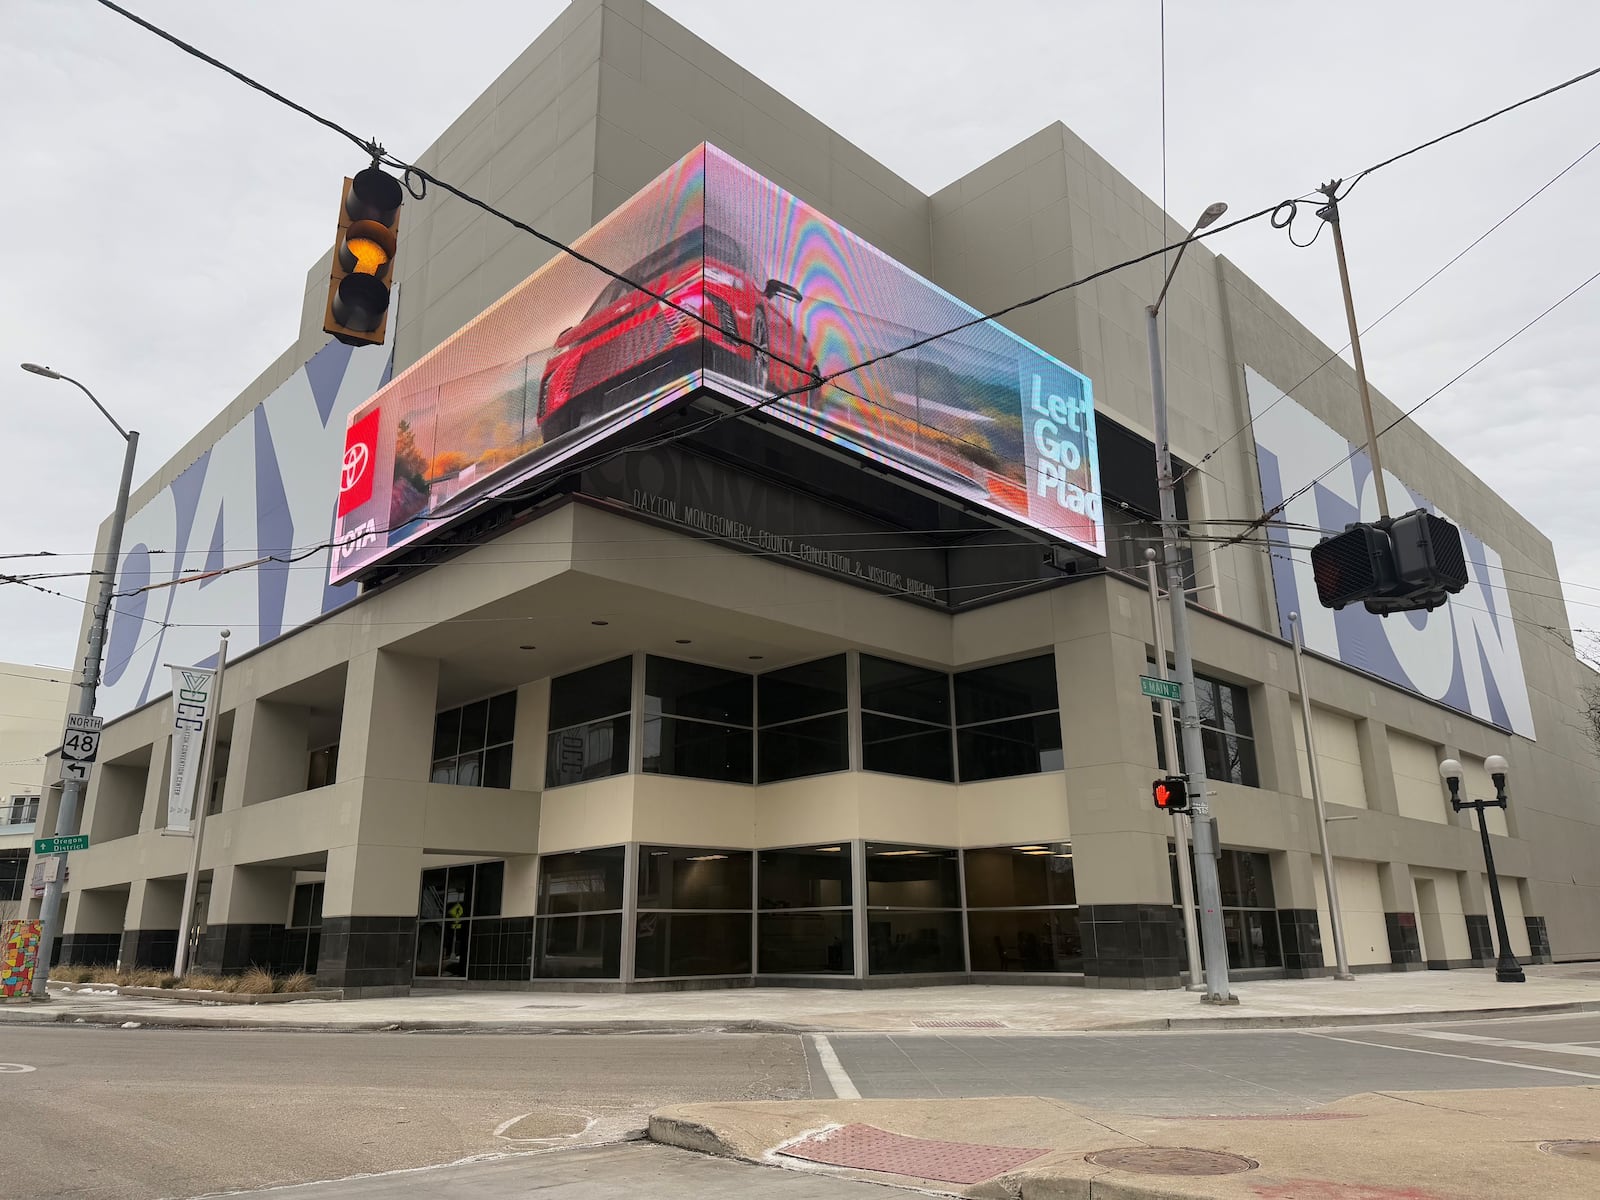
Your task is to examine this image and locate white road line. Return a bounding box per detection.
[1404,1030,1600,1060]
[1303,1032,1600,1080]
[808,1033,861,1100]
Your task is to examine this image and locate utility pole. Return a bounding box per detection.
[1144,201,1235,1003]
[20,364,138,999]
[1147,550,1204,990]
[1288,612,1355,980]
[1316,181,1388,519]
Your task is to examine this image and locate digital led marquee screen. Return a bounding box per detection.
[329,144,1103,584]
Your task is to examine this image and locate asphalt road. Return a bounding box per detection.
[6,1012,1600,1198]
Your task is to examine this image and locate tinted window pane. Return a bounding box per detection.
[430,757,458,785]
[758,845,852,909]
[533,913,622,978]
[537,847,626,914]
[758,911,853,974]
[638,847,752,909]
[963,847,1074,908]
[866,845,960,908]
[414,921,444,977]
[862,713,953,781]
[954,655,1058,724]
[549,657,633,729]
[967,908,1082,972]
[634,912,752,977]
[642,716,752,783]
[646,657,752,725]
[455,752,483,788]
[859,655,949,724]
[482,743,513,789]
[432,708,461,760]
[487,690,518,746]
[758,713,848,783]
[867,910,965,974]
[1224,908,1283,969]
[545,715,630,787]
[957,714,1063,781]
[458,699,489,753]
[473,860,505,917]
[291,884,315,928]
[758,656,847,725]
[419,868,449,920]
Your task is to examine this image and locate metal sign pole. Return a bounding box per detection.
[173,631,230,979]
[1146,551,1204,990]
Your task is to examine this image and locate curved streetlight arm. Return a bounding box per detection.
[61,374,133,441]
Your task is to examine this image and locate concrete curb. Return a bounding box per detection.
[2,997,1596,1035]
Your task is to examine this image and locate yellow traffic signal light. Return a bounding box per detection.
[324,167,403,347]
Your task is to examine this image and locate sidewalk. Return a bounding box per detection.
[4,963,1598,1034]
[649,1088,1600,1198]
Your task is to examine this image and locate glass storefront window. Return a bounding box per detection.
[860,656,950,724]
[1169,845,1282,970]
[758,657,848,783]
[432,691,517,788]
[866,844,960,909]
[866,910,964,974]
[534,913,622,979]
[641,657,754,784]
[643,716,753,782]
[546,659,632,789]
[866,843,963,975]
[962,844,1080,974]
[860,656,955,783]
[635,845,753,979]
[954,656,1061,783]
[639,847,752,910]
[963,845,1074,908]
[416,860,508,980]
[757,844,852,975]
[967,909,1082,972]
[538,847,626,914]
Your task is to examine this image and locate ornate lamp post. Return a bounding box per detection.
[1439,755,1525,983]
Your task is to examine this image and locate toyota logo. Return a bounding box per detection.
[340,442,370,493]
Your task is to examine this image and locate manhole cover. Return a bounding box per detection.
[1541,1140,1600,1161]
[1085,1147,1258,1176]
[779,1124,1048,1184]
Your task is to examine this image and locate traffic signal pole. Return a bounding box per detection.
[23,370,138,998]
[1146,304,1234,1004]
[1146,550,1204,990]
[1317,182,1389,519]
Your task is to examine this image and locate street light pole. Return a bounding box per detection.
[20,363,139,999]
[1288,612,1355,980]
[1440,756,1525,983]
[1146,550,1204,990]
[1146,202,1235,1004]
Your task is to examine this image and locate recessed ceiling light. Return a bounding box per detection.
[1013,845,1047,852]
[675,639,692,644]
[1022,849,1052,856]
[876,849,929,857]
[685,853,729,862]
[815,846,843,853]
[748,654,764,660]
[518,644,537,651]
[591,620,609,627]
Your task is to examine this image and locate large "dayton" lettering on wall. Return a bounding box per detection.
[98,337,393,719]
[1247,366,1535,739]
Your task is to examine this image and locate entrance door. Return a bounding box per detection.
[414,861,503,979]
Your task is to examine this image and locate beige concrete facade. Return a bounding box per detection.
[2,663,69,923]
[27,0,1598,990]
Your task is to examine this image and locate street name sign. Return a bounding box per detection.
[35,834,90,855]
[1140,675,1181,702]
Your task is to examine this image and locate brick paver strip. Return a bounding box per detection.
[778,1123,1049,1184]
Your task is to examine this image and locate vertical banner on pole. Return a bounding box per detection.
[1,920,43,997]
[165,666,217,836]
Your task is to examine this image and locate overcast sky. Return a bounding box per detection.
[3,0,1597,675]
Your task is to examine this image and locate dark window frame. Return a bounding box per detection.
[642,656,754,785]
[534,845,627,980]
[634,844,754,980]
[953,655,1062,783]
[432,690,518,789]
[1149,662,1260,788]
[545,658,633,790]
[757,657,850,784]
[858,655,956,783]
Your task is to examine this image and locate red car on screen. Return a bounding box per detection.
[536,226,819,439]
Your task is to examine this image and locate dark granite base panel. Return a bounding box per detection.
[1277,908,1325,974]
[120,928,179,971]
[1465,914,1494,965]
[193,923,291,975]
[315,916,418,989]
[1385,911,1422,965]
[1081,903,1181,988]
[54,932,120,967]
[1526,915,1551,963]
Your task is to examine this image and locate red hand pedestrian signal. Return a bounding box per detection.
[1153,776,1188,813]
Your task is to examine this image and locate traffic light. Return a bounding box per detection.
[1309,509,1468,615]
[1153,776,1188,813]
[324,168,404,347]
[1310,522,1394,610]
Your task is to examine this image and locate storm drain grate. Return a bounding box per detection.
[779,1123,1049,1184]
[912,1019,1006,1029]
[1541,1140,1600,1161]
[1085,1147,1258,1176]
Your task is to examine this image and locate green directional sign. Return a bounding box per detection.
[1139,675,1181,702]
[35,834,90,855]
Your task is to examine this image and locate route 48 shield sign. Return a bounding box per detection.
[59,713,103,784]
